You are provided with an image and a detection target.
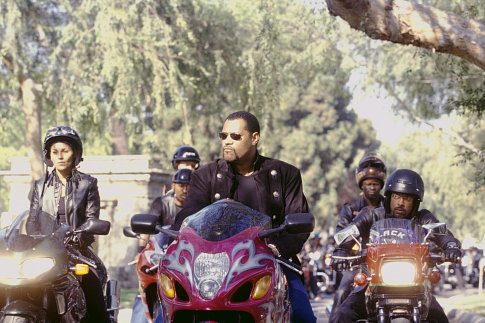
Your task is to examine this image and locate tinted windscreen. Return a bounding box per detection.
[181,200,271,241]
[370,218,424,244]
[6,211,68,251]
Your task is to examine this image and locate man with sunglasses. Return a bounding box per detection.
[172,110,316,322]
[329,152,387,314]
[330,169,461,323]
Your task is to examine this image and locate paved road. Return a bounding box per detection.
[117,287,485,323]
[311,286,485,323]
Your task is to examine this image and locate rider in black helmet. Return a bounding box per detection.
[337,152,387,231]
[130,169,192,323]
[330,169,461,323]
[29,125,110,323]
[172,146,200,170]
[330,152,387,316]
[149,169,192,225]
[382,168,424,218]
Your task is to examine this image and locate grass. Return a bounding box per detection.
[120,288,138,308]
[448,293,485,315]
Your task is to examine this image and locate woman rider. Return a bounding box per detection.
[28,125,109,322]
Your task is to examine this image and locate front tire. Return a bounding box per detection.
[151,299,161,321]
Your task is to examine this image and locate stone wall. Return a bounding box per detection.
[0,155,172,287]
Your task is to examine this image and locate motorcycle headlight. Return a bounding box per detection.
[380,259,417,285]
[0,257,55,280]
[194,252,229,300]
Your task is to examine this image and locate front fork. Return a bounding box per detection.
[106,279,120,323]
[377,307,387,323]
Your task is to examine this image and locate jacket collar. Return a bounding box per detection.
[223,151,265,176]
[46,169,80,187]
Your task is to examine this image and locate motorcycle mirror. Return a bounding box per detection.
[283,213,315,234]
[131,214,160,235]
[422,223,447,233]
[78,218,111,235]
[130,214,179,239]
[123,226,138,238]
[422,223,447,242]
[334,224,360,246]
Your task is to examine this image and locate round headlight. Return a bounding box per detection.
[198,279,220,300]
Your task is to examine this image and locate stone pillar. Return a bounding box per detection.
[0,155,172,287]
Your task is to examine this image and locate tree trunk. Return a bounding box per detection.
[21,78,44,181]
[325,0,485,70]
[109,115,130,155]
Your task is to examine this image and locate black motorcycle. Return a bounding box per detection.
[0,211,119,322]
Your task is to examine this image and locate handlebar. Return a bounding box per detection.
[275,256,303,275]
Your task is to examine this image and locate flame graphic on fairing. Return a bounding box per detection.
[163,240,195,288]
[226,239,275,288]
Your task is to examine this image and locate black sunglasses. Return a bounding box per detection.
[218,132,242,141]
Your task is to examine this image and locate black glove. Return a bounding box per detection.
[330,248,350,271]
[444,242,461,263]
[76,232,95,249]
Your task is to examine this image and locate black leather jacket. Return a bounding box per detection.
[349,206,461,250]
[172,154,310,259]
[148,191,181,226]
[336,195,384,232]
[29,170,101,246]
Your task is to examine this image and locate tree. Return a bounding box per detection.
[1,0,382,225]
[227,1,381,228]
[325,0,485,70]
[381,123,485,240]
[0,0,65,180]
[324,0,485,189]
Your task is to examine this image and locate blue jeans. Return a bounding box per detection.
[130,292,164,323]
[282,265,317,323]
[130,293,147,323]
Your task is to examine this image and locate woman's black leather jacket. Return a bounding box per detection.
[29,170,101,247]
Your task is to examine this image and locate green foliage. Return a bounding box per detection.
[345,0,485,190]
[0,0,380,225]
[381,126,485,241]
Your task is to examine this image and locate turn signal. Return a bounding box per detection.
[74,264,89,276]
[354,272,367,286]
[429,270,441,284]
[252,275,272,300]
[160,273,175,299]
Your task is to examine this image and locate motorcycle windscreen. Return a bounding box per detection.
[181,200,272,241]
[369,218,424,244]
[5,211,69,251]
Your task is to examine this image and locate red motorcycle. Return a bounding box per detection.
[333,218,447,322]
[130,200,314,323]
[123,227,169,322]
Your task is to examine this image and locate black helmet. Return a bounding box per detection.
[171,146,200,169]
[172,168,192,184]
[43,126,83,167]
[355,152,387,189]
[384,169,424,216]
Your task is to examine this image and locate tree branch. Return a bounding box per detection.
[387,86,484,159]
[325,0,485,70]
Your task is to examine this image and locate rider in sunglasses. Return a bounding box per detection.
[172,111,316,323]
